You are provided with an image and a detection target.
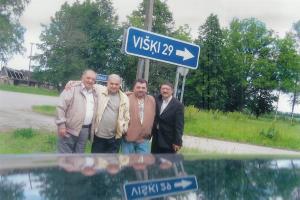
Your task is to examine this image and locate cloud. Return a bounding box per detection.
[7,0,300,67]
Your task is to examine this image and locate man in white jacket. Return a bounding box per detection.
[56,69,97,153]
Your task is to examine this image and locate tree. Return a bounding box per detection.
[0,0,29,63]
[33,0,122,90]
[274,34,300,121]
[0,177,25,200]
[185,14,226,110]
[223,18,278,117]
[124,0,179,93]
[289,20,300,122]
[221,24,248,112]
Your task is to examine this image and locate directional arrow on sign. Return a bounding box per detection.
[124,176,198,200]
[124,27,200,69]
[176,48,194,61]
[174,180,192,189]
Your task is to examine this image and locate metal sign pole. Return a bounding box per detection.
[174,67,180,98]
[180,68,189,103]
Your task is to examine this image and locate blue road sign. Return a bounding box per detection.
[124,27,200,69]
[96,74,108,82]
[123,176,198,200]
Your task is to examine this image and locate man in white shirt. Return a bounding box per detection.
[63,74,130,153]
[56,70,97,153]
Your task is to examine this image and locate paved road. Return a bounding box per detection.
[0,90,58,131]
[183,135,300,155]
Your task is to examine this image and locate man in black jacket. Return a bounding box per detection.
[151,82,184,153]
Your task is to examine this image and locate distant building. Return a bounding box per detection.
[0,66,53,89]
[0,66,35,85]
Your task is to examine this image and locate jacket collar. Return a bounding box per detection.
[101,88,127,105]
[159,95,174,116]
[80,83,98,97]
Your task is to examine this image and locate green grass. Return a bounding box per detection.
[0,128,92,154]
[1,128,201,155]
[27,103,300,151]
[0,84,59,96]
[0,128,57,153]
[184,106,300,151]
[179,147,205,154]
[32,105,56,116]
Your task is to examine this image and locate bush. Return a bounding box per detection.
[13,128,36,139]
[259,124,279,139]
[185,105,199,121]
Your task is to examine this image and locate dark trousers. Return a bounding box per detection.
[151,145,176,154]
[91,135,121,153]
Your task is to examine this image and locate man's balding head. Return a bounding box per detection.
[81,69,96,90]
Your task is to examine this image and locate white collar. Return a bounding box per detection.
[162,96,172,103]
[81,83,92,93]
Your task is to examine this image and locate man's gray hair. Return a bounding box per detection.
[108,74,122,83]
[82,69,96,77]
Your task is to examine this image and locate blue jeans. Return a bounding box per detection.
[121,139,150,154]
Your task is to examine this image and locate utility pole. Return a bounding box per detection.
[27,42,34,86]
[136,0,154,81]
[143,0,154,82]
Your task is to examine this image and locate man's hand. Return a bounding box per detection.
[58,127,67,137]
[125,91,133,96]
[65,80,81,91]
[172,144,181,152]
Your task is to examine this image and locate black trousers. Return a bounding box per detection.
[151,145,175,154]
[91,135,121,153]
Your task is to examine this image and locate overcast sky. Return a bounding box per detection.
[4,0,300,113]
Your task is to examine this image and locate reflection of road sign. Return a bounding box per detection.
[124,27,200,69]
[124,176,198,200]
[96,74,108,82]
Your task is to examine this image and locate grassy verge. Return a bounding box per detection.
[31,104,300,151]
[0,128,93,154]
[0,128,201,154]
[179,147,205,154]
[32,105,56,116]
[0,84,59,96]
[0,128,57,153]
[185,106,300,151]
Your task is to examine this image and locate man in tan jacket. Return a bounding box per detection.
[121,79,156,154]
[56,70,98,153]
[91,74,130,153]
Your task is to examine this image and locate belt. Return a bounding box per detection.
[82,124,91,128]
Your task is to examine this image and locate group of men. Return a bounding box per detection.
[55,69,184,154]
